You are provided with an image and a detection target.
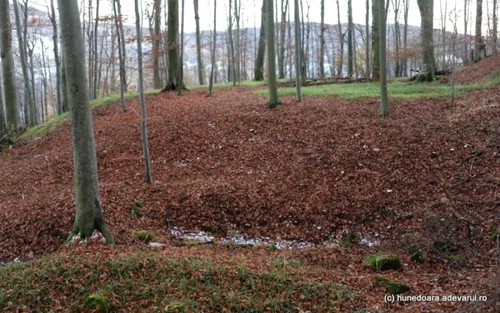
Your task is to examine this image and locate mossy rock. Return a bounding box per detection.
[364,254,402,270]
[131,206,142,218]
[134,230,155,243]
[375,276,410,294]
[84,294,113,312]
[164,300,186,312]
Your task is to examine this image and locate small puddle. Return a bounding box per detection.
[170,227,380,249]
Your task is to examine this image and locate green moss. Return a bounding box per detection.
[84,294,113,312]
[164,300,186,312]
[340,232,359,248]
[375,276,410,294]
[409,245,425,264]
[134,230,155,243]
[364,254,402,271]
[131,200,144,218]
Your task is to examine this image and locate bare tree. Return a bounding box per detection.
[266,0,280,108]
[347,0,354,77]
[58,0,115,243]
[417,0,436,81]
[134,0,152,183]
[379,0,389,117]
[208,0,217,96]
[194,0,204,85]
[254,0,266,81]
[48,0,62,114]
[294,0,302,101]
[112,0,127,111]
[319,0,325,79]
[474,0,485,61]
[153,0,163,89]
[494,0,498,56]
[0,0,19,131]
[164,0,185,91]
[365,0,370,79]
[278,0,288,79]
[177,0,185,95]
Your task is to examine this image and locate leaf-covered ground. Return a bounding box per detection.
[0,59,498,312]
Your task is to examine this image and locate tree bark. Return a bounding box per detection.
[113,0,127,111]
[417,0,436,81]
[347,0,354,78]
[58,0,114,243]
[134,0,152,183]
[49,0,63,114]
[319,0,325,79]
[494,0,498,56]
[254,0,266,81]
[379,0,389,117]
[278,0,288,79]
[208,0,217,96]
[294,0,302,101]
[13,0,34,125]
[266,0,280,108]
[365,0,370,79]
[372,0,380,81]
[336,0,344,77]
[164,0,185,91]
[474,0,484,61]
[0,0,19,131]
[153,0,163,89]
[194,0,204,85]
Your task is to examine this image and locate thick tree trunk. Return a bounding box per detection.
[266,0,279,108]
[417,0,436,81]
[58,0,114,243]
[164,0,185,91]
[254,0,266,81]
[474,0,484,61]
[0,0,19,131]
[194,0,204,85]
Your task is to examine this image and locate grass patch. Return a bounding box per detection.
[192,80,266,89]
[17,89,161,142]
[0,251,360,312]
[257,71,500,99]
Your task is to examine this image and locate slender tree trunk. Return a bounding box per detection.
[208,0,217,96]
[153,0,162,89]
[403,0,409,76]
[266,0,280,108]
[227,0,236,86]
[336,0,344,77]
[347,0,354,77]
[379,0,389,117]
[294,0,302,101]
[113,0,127,111]
[254,0,266,81]
[58,0,115,243]
[0,0,19,131]
[319,0,325,79]
[177,0,185,95]
[372,0,380,81]
[134,0,152,183]
[194,0,204,85]
[365,0,370,79]
[464,0,470,64]
[278,0,288,79]
[13,0,34,125]
[494,0,498,56]
[93,0,100,100]
[49,0,62,114]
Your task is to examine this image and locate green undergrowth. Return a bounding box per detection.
[0,251,360,312]
[258,71,500,99]
[18,89,161,142]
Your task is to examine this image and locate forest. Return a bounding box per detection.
[0,0,499,312]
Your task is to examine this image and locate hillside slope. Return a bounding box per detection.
[0,76,498,311]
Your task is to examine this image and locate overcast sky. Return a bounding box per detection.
[30,0,492,35]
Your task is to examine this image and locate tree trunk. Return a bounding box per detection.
[278,0,288,79]
[0,65,5,135]
[164,0,185,91]
[113,0,127,111]
[49,0,63,114]
[153,0,163,89]
[347,0,354,78]
[372,0,380,81]
[208,0,217,96]
[134,0,152,183]
[92,0,100,100]
[474,0,484,61]
[294,0,302,101]
[319,0,325,79]
[254,0,266,81]
[58,0,114,243]
[13,0,34,126]
[336,0,344,77]
[266,0,280,108]
[0,0,19,131]
[417,0,435,81]
[494,0,498,56]
[227,0,236,86]
[403,0,409,76]
[177,0,185,95]
[194,0,204,85]
[365,0,370,79]
[379,0,389,117]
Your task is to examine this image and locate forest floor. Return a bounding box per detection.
[0,57,499,312]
